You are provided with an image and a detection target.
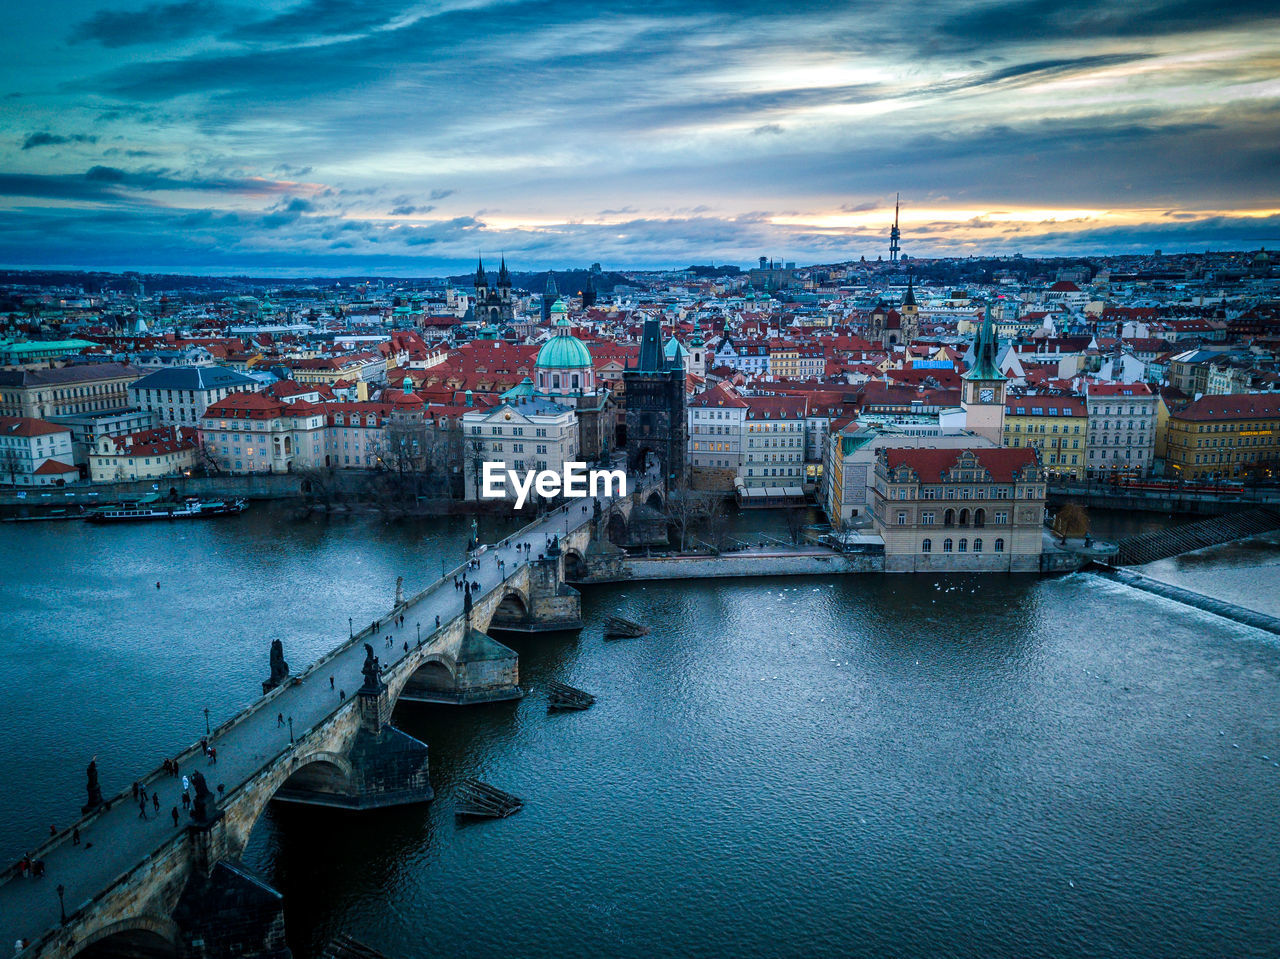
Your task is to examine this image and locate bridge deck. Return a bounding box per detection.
[0,480,645,953]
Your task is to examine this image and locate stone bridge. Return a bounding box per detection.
[0,473,663,959]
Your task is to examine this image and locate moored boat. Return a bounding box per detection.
[86,496,248,523]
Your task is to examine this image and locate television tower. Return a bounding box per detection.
[889,193,901,263]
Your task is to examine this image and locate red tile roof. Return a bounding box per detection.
[33,459,77,475]
[0,416,70,437]
[884,447,1040,483]
[1174,393,1280,422]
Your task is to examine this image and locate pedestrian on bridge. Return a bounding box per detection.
[171,807,179,826]
[181,791,190,811]
[152,793,159,814]
[138,797,148,820]
[72,826,79,846]
[435,614,440,628]
[277,712,284,727]
[208,746,217,765]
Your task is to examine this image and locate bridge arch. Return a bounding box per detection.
[563,548,588,582]
[607,510,629,545]
[71,916,180,959]
[393,652,458,707]
[645,489,664,511]
[232,750,357,858]
[484,587,532,633]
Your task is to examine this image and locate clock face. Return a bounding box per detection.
[979,388,995,402]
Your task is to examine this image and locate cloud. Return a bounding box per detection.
[21,132,99,150]
[70,0,222,47]
[752,124,784,136]
[939,0,1280,45]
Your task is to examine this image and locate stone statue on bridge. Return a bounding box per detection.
[189,769,216,823]
[463,584,473,623]
[263,639,290,693]
[83,755,104,813]
[395,576,405,607]
[360,643,383,693]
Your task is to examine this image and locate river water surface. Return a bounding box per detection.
[2,506,1279,958]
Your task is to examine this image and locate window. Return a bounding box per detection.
[974,508,985,528]
[943,538,953,552]
[994,538,1004,553]
[897,511,907,526]
[944,509,955,527]
[921,538,932,553]
[958,538,968,552]
[921,511,934,525]
[973,538,983,553]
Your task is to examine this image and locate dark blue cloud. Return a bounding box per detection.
[22,132,99,150]
[70,0,222,47]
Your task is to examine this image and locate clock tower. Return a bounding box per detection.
[961,305,1007,444]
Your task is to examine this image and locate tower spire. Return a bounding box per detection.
[889,193,901,264]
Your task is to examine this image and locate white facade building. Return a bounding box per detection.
[0,416,77,486]
[1085,382,1157,477]
[461,396,578,502]
[129,366,260,428]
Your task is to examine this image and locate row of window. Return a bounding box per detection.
[921,537,1004,553]
[897,509,1009,526]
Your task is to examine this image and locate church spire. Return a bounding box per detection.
[902,269,916,308]
[964,303,1003,382]
[497,254,511,287]
[474,255,487,289]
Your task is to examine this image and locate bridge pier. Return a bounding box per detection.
[171,862,289,959]
[488,542,583,632]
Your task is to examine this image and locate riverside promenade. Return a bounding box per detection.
[0,479,644,957]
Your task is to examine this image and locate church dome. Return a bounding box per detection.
[537,318,593,369]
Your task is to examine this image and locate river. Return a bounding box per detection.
[2,506,1279,958]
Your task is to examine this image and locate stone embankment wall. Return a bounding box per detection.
[609,550,883,580]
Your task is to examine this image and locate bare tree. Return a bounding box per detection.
[1051,502,1090,542]
[468,437,487,504]
[663,479,710,552]
[702,494,731,553]
[0,447,19,485]
[784,507,806,545]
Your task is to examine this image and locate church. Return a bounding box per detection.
[501,316,613,464]
[868,273,920,348]
[473,256,515,326]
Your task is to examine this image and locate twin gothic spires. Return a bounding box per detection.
[474,254,512,289]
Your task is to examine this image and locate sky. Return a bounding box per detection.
[0,0,1278,274]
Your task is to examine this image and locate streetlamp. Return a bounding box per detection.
[416,622,421,644]
[57,883,66,925]
[288,716,294,745]
[203,707,210,736]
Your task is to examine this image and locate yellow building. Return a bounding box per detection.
[769,344,826,379]
[1002,394,1088,480]
[1164,393,1280,480]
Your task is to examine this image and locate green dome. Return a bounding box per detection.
[536,326,593,369]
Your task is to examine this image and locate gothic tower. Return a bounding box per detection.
[900,271,919,342]
[624,318,687,489]
[961,304,1007,444]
